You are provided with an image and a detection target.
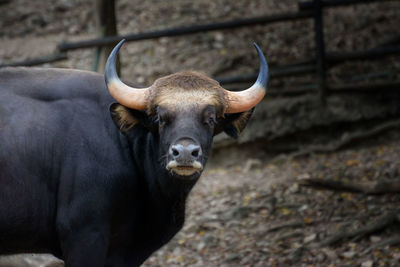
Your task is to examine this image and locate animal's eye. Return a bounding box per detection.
[202,106,217,128]
[158,115,165,126]
[204,114,216,127]
[208,117,215,126]
[158,113,170,127]
[155,107,171,127]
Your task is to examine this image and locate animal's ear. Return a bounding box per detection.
[215,108,254,139]
[109,103,152,134]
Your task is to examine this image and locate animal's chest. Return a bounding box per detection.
[109,199,186,258]
[106,211,185,266]
[137,203,185,249]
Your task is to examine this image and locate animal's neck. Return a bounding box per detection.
[129,128,197,201]
[133,130,193,240]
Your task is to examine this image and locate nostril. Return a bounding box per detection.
[191,150,199,158]
[191,147,201,158]
[172,147,180,157]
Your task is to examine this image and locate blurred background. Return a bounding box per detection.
[1,0,400,266]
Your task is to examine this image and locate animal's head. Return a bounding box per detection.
[105,40,268,179]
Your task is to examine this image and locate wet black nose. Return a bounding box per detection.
[169,143,202,162]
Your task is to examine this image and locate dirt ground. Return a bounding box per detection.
[1,0,400,266]
[142,129,400,266]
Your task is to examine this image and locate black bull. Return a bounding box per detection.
[0,43,268,266]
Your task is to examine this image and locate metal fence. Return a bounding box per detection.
[1,0,399,101]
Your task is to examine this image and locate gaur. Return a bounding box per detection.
[0,39,268,266]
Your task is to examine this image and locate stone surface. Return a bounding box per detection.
[0,254,63,267]
[214,93,400,150]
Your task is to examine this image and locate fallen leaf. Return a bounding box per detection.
[345,159,361,167]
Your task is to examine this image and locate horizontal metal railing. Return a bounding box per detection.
[1,0,398,99]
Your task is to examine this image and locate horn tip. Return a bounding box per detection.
[105,39,126,83]
[252,42,269,89]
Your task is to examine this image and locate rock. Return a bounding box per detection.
[361,260,374,267]
[214,32,224,42]
[370,235,381,243]
[54,1,73,12]
[215,94,400,151]
[316,253,326,262]
[288,247,304,261]
[0,254,63,267]
[68,25,80,34]
[342,251,356,259]
[243,158,262,173]
[227,206,251,220]
[226,220,241,228]
[197,241,206,252]
[203,234,218,247]
[393,252,400,261]
[223,253,240,262]
[287,183,300,193]
[322,248,338,260]
[303,233,317,243]
[298,204,309,212]
[297,173,311,180]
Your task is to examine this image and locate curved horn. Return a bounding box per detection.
[105,39,149,110]
[224,43,269,113]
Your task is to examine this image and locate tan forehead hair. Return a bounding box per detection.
[147,71,227,114]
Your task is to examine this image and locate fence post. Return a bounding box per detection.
[313,0,327,103]
[93,0,119,74]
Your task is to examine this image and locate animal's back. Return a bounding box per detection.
[0,67,106,98]
[0,67,113,254]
